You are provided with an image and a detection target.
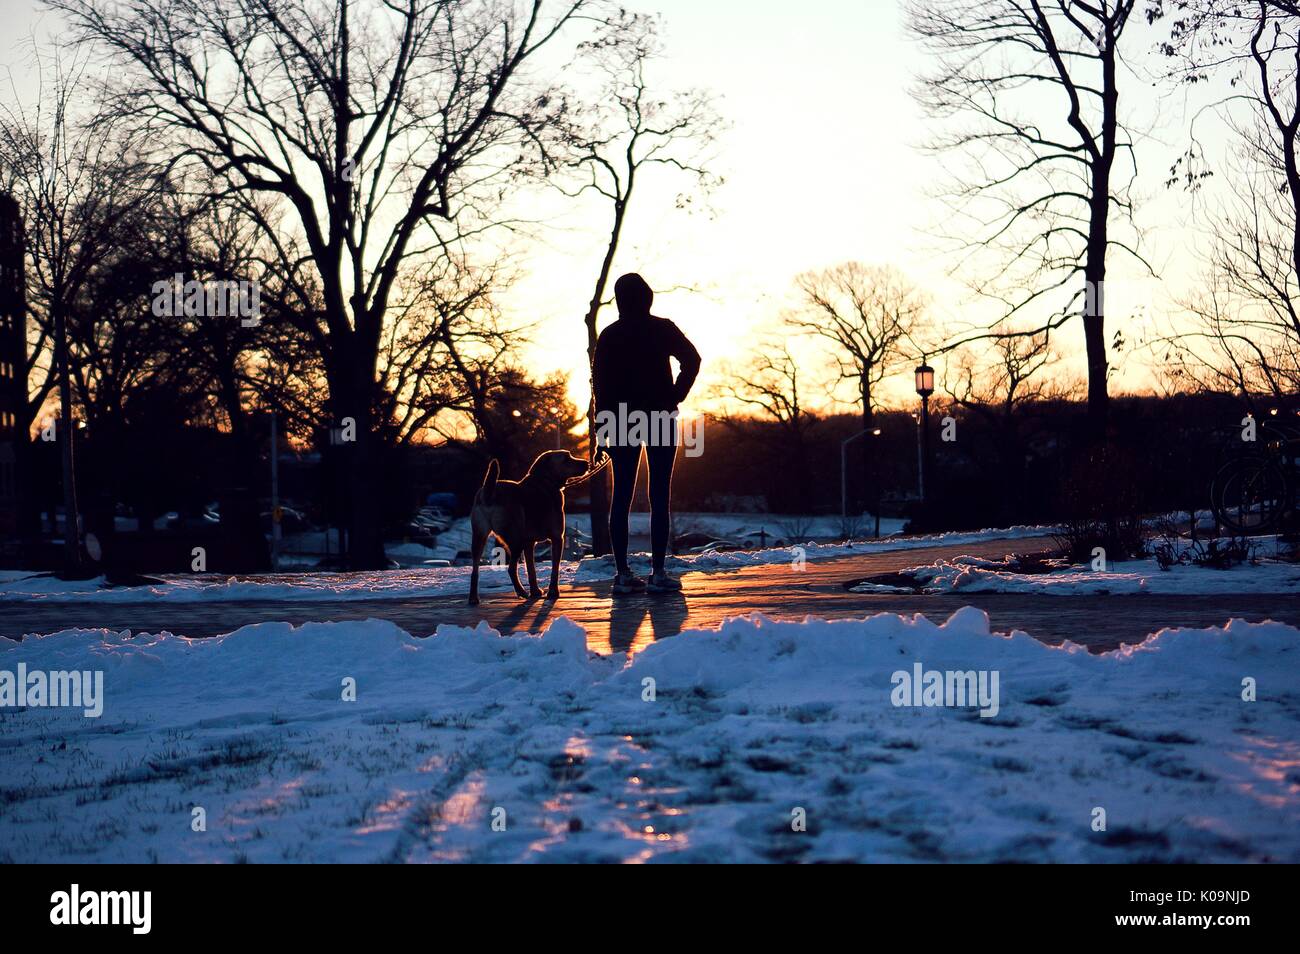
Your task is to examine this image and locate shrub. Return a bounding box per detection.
[1153,535,1258,571]
[1053,446,1150,563]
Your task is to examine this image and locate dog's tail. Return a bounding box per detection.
[480,459,500,505]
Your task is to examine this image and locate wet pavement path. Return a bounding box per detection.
[3,536,1299,652]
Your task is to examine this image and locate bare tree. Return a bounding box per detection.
[565,12,721,554]
[910,0,1149,441]
[425,361,581,475]
[788,262,923,511]
[50,0,607,567]
[714,339,820,508]
[791,264,922,426]
[159,184,276,441]
[1158,171,1300,404]
[377,252,574,473]
[1156,2,1300,403]
[0,50,154,570]
[378,254,516,446]
[945,332,1063,418]
[717,340,819,440]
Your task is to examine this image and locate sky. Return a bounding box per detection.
[2,0,1247,420]
[495,0,1226,415]
[509,0,960,411]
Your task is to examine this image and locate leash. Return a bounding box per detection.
[565,448,612,488]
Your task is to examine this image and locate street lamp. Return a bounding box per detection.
[915,362,934,502]
[840,426,883,539]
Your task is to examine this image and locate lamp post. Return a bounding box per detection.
[270,410,280,572]
[914,362,934,502]
[54,330,81,575]
[840,426,882,539]
[912,411,921,500]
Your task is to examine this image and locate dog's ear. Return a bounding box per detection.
[534,450,570,485]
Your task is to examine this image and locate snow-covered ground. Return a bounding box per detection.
[306,512,917,567]
[1,608,1296,863]
[859,550,1300,596]
[0,524,1058,604]
[272,512,891,568]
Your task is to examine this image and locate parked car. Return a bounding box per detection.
[395,522,439,548]
[735,528,784,549]
[424,492,458,512]
[688,538,742,554]
[564,527,593,559]
[158,510,221,531]
[259,506,310,534]
[413,511,452,534]
[673,531,715,551]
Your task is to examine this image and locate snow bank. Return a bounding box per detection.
[572,523,1059,580]
[2,608,1296,863]
[0,567,523,604]
[868,553,1300,595]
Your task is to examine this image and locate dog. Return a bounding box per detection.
[468,450,590,605]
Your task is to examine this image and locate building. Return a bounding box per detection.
[0,193,26,554]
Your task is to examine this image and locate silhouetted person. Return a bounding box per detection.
[593,273,700,593]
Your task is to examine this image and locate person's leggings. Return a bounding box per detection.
[608,440,677,574]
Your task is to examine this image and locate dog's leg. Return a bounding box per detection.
[507,546,529,599]
[546,534,562,600]
[525,543,542,599]
[468,525,488,606]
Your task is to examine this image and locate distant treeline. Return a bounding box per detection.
[666,392,1256,531]
[23,390,1256,549]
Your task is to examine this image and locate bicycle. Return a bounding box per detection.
[1210,417,1300,533]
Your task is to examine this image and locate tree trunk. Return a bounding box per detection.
[1083,189,1109,442]
[345,427,386,570]
[330,350,387,570]
[1084,21,1120,446]
[586,310,610,556]
[584,189,632,558]
[587,467,610,555]
[1082,304,1108,443]
[1083,126,1112,442]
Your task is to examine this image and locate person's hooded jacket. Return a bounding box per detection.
[593,273,701,415]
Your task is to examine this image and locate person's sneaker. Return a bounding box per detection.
[612,571,647,594]
[646,571,682,592]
